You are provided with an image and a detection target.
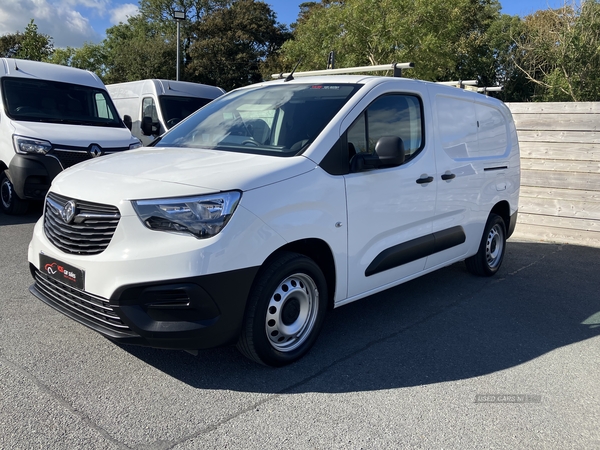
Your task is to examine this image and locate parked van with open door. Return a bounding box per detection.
[106,79,225,146]
[0,58,141,215]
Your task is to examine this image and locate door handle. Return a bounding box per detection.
[416,176,434,184]
[441,173,456,180]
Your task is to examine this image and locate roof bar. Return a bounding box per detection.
[436,80,478,88]
[477,86,503,93]
[272,62,415,79]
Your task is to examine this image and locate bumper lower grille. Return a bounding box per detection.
[33,268,133,336]
[44,192,120,255]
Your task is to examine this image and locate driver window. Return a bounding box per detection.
[142,97,158,122]
[347,94,424,163]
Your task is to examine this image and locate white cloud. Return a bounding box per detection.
[110,3,139,25]
[0,0,104,48]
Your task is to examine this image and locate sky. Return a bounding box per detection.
[0,0,569,49]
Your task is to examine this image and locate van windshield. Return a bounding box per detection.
[158,95,215,129]
[2,77,123,128]
[153,83,361,156]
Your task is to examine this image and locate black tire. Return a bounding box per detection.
[237,252,328,367]
[465,213,506,277]
[0,170,28,215]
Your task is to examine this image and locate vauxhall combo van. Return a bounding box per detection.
[0,59,141,215]
[28,66,520,366]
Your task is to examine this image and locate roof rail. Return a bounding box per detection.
[272,62,415,80]
[436,80,478,88]
[477,86,503,94]
[271,64,503,95]
[436,80,503,95]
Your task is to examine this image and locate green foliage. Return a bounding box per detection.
[516,1,600,101]
[99,0,286,88]
[0,20,53,61]
[188,0,290,90]
[0,33,23,58]
[276,0,503,83]
[103,15,177,83]
[10,0,599,102]
[45,44,109,80]
[16,20,53,61]
[485,14,535,102]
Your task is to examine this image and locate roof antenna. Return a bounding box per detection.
[14,59,19,71]
[285,58,303,82]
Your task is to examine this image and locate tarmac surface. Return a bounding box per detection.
[1,205,599,449]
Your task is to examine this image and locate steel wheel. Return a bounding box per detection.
[265,273,319,352]
[465,213,507,277]
[237,252,328,366]
[485,223,504,269]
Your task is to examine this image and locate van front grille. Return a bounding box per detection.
[48,146,128,169]
[33,268,132,334]
[48,149,91,168]
[44,192,120,255]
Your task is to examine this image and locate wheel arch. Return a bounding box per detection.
[490,200,510,234]
[262,238,336,310]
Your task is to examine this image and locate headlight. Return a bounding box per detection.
[132,191,241,239]
[129,140,142,150]
[13,135,52,154]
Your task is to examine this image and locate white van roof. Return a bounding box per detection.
[106,79,225,99]
[0,58,105,88]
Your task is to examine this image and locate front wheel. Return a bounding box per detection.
[0,170,28,215]
[237,252,328,366]
[465,213,506,276]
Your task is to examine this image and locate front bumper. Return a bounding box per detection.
[9,154,63,200]
[30,264,259,349]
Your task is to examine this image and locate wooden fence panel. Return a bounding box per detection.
[507,102,600,247]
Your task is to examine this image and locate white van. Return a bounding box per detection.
[106,79,225,146]
[0,58,141,215]
[28,65,520,366]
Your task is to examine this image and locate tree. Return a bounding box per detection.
[0,32,22,58]
[188,0,290,89]
[513,1,600,101]
[276,0,504,83]
[0,20,53,61]
[103,15,177,83]
[16,20,53,61]
[484,14,535,102]
[46,44,109,81]
[101,0,287,88]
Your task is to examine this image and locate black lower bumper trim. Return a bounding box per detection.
[30,265,260,350]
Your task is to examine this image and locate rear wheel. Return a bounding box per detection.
[465,213,506,276]
[237,252,328,366]
[0,170,28,215]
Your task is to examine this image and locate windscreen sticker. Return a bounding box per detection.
[310,85,341,90]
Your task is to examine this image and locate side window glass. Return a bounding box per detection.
[346,94,424,166]
[347,112,367,155]
[142,97,158,122]
[367,95,423,158]
[95,93,113,119]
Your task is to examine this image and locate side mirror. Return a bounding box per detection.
[141,116,152,135]
[123,114,132,130]
[350,136,405,172]
[375,136,405,167]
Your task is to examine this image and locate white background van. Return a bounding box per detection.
[0,58,140,215]
[106,79,225,146]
